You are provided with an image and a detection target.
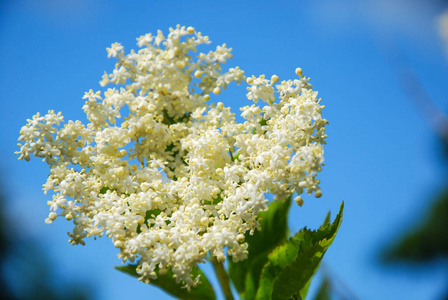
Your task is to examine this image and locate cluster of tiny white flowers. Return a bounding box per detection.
[16,25,327,289]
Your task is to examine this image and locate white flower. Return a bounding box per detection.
[106,42,124,58]
[16,25,327,289]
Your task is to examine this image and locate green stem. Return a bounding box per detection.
[229,150,234,162]
[211,257,234,300]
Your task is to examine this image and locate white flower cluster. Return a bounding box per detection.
[16,25,327,289]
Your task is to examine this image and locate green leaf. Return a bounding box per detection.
[312,275,331,300]
[228,196,292,300]
[115,264,215,300]
[255,202,344,300]
[382,188,448,262]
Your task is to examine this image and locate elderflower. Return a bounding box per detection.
[16,25,327,289]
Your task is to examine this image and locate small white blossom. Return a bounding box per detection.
[106,42,124,58]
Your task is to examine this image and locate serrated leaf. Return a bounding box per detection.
[115,264,215,300]
[255,202,344,300]
[228,196,292,299]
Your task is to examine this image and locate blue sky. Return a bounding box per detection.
[1,0,448,299]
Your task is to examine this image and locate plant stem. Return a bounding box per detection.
[229,150,235,162]
[211,257,234,300]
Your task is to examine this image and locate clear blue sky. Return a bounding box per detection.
[1,0,448,299]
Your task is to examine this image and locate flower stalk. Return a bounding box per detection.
[211,257,234,300]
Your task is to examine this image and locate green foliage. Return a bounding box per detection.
[0,185,92,300]
[228,196,292,299]
[312,275,331,300]
[256,202,343,300]
[383,188,448,262]
[115,264,216,300]
[117,200,343,300]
